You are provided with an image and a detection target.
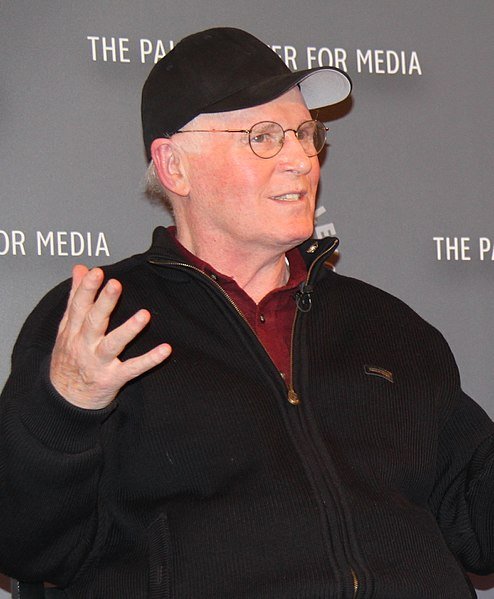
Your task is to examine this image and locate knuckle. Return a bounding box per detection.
[84,308,100,329]
[123,358,147,380]
[99,337,118,357]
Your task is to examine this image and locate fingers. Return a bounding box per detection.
[81,278,123,344]
[51,264,173,409]
[61,267,124,343]
[58,264,89,330]
[72,263,91,289]
[119,343,173,382]
[97,309,152,361]
[61,267,106,334]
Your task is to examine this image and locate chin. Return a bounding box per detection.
[291,223,315,243]
[269,219,315,249]
[278,232,313,251]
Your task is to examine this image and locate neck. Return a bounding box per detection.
[176,230,290,304]
[237,255,290,303]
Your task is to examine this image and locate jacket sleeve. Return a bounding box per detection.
[0,283,115,586]
[429,385,494,574]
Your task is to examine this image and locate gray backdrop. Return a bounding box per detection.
[1,1,493,596]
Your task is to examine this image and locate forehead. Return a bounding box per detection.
[193,87,311,128]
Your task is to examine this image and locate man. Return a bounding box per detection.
[0,27,493,598]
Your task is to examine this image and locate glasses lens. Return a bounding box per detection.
[249,122,284,158]
[297,121,327,156]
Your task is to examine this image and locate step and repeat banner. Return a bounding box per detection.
[1,1,493,596]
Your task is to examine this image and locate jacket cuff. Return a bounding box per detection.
[19,358,116,454]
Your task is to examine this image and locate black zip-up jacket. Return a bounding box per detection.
[0,226,493,598]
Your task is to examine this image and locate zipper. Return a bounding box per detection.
[282,238,364,597]
[148,245,364,596]
[146,258,287,387]
[147,259,246,317]
[352,568,359,597]
[286,237,339,406]
[292,396,363,597]
[148,236,339,404]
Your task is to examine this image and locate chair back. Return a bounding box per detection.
[11,580,46,599]
[11,580,66,598]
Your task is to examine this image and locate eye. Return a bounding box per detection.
[251,132,274,144]
[249,122,283,146]
[296,122,315,142]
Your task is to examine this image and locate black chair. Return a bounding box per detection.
[11,580,65,598]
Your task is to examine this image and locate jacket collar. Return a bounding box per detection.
[146,226,339,278]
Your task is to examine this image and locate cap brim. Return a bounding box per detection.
[203,66,352,115]
[297,68,352,109]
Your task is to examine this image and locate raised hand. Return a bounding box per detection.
[50,265,172,409]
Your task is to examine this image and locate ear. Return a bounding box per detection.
[151,138,190,197]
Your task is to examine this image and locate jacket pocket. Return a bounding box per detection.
[148,513,171,599]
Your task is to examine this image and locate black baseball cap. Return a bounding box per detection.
[141,27,352,161]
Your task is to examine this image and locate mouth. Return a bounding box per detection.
[270,192,305,202]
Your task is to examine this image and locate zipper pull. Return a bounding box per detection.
[287,388,300,405]
[295,282,313,313]
[351,568,359,597]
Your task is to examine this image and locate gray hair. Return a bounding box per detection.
[143,112,229,206]
[144,160,171,206]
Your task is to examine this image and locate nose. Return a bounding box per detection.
[278,130,312,175]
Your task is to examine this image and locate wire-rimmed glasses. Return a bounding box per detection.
[173,119,329,159]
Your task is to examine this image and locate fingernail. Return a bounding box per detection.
[135,310,148,323]
[107,279,119,292]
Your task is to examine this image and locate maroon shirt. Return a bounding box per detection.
[170,229,307,384]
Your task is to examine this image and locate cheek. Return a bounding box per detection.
[214,157,274,203]
[188,152,233,200]
[310,159,321,187]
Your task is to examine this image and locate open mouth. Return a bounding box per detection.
[270,193,304,202]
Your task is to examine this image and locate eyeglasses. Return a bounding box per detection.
[173,120,329,159]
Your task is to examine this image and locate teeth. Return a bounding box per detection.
[274,193,301,201]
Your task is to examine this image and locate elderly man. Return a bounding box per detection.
[0,27,493,598]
